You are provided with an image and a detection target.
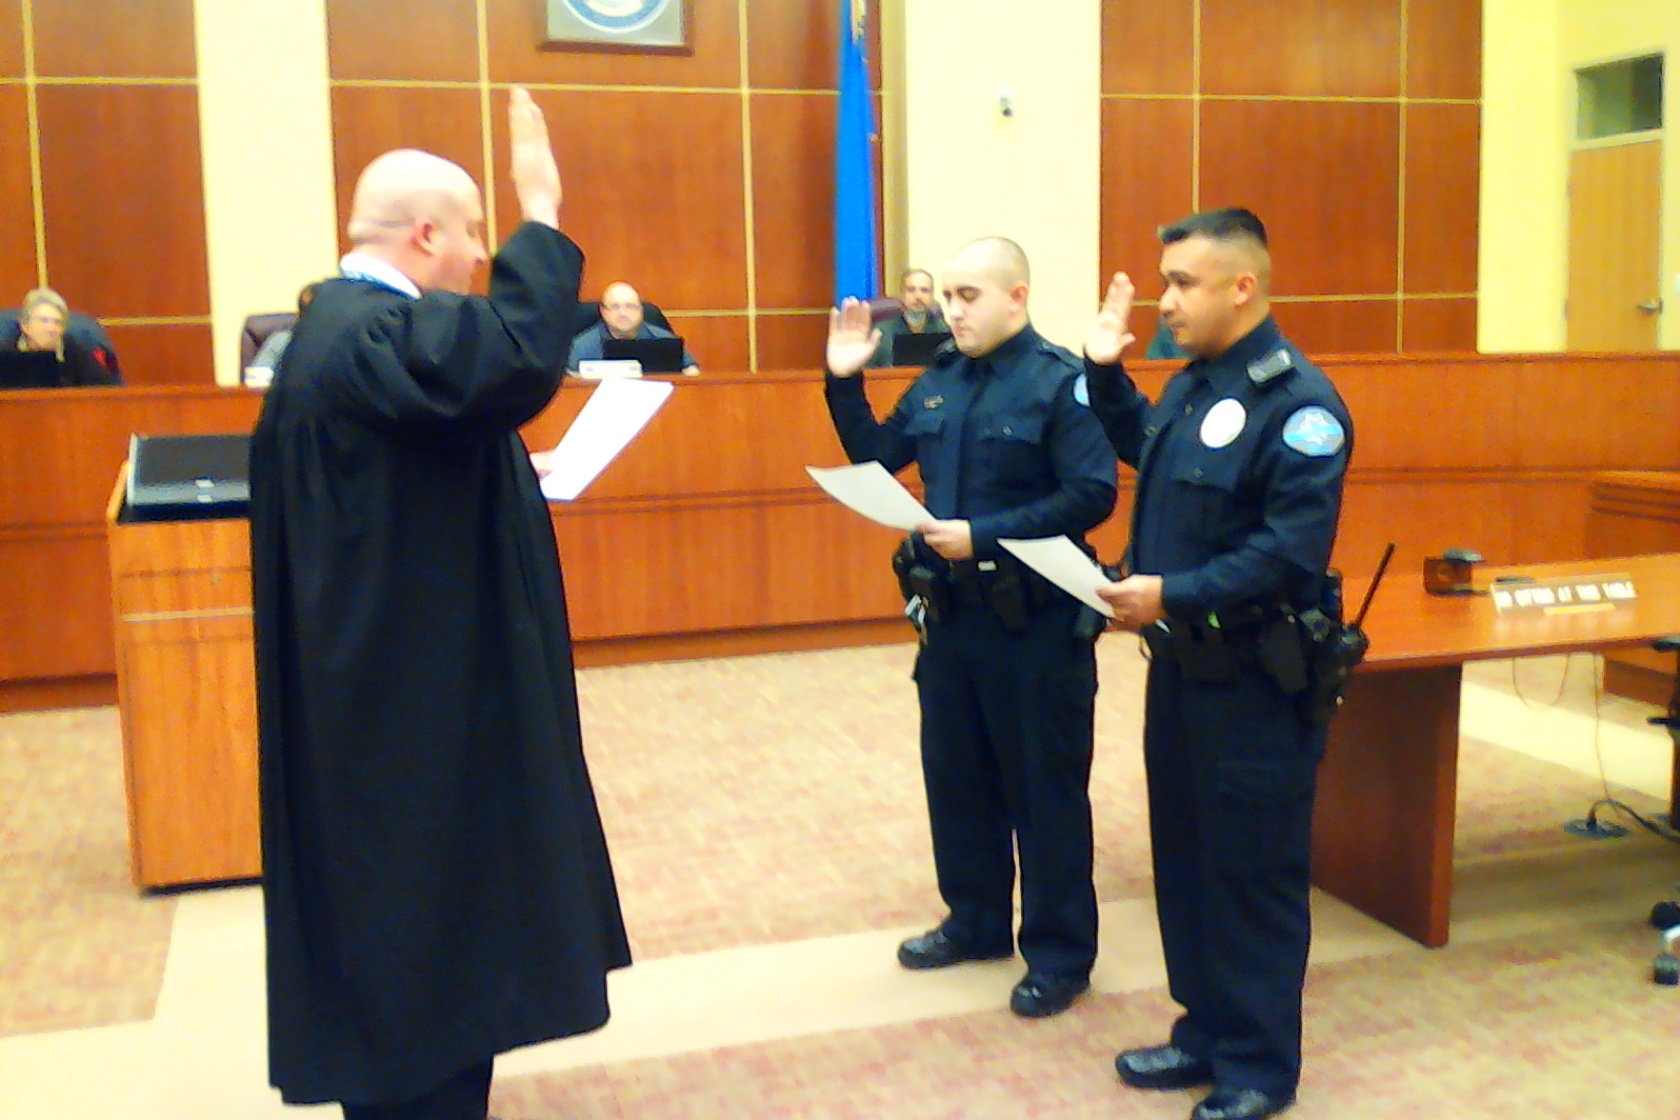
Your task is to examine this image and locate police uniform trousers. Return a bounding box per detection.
[341,1060,492,1120]
[914,597,1099,979]
[1143,654,1325,1098]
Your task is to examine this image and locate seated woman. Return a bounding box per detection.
[5,288,120,386]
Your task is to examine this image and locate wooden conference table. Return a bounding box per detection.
[1312,552,1680,948]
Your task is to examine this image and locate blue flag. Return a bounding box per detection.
[834,0,879,304]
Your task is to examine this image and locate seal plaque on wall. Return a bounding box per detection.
[545,0,687,50]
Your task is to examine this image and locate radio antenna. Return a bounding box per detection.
[1351,542,1396,629]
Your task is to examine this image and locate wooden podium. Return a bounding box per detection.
[106,466,260,888]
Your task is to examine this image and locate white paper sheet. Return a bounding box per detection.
[998,536,1116,618]
[805,462,932,531]
[539,377,674,501]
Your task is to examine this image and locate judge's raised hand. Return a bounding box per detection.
[826,298,882,378]
[1084,271,1137,366]
[508,87,561,230]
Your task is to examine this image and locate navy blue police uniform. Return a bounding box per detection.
[1085,314,1351,1099]
[825,324,1118,984]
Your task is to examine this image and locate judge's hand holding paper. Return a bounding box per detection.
[532,376,673,500]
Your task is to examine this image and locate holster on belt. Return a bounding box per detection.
[950,553,1043,632]
[1171,619,1243,682]
[1140,621,1173,662]
[891,537,949,623]
[1256,614,1311,696]
[1141,615,1246,683]
[1145,601,1326,696]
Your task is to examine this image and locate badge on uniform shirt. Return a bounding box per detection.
[1282,406,1345,456]
[1199,398,1246,448]
[924,395,944,409]
[1247,348,1294,385]
[1072,373,1090,407]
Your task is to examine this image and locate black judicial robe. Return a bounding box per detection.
[249,222,631,1106]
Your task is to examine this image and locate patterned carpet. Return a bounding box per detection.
[0,706,176,1039]
[0,643,1669,1039]
[577,643,1667,959]
[487,919,1680,1119]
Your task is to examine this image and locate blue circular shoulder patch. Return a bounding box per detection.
[1281,406,1345,457]
[1072,372,1090,407]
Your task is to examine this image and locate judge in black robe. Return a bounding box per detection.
[248,90,630,1119]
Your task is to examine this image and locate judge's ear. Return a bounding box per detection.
[412,217,441,257]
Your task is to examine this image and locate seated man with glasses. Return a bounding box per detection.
[567,281,698,376]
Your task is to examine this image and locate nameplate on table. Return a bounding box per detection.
[1490,574,1637,615]
[577,359,643,380]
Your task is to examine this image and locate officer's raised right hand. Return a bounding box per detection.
[1083,272,1137,366]
[826,298,882,378]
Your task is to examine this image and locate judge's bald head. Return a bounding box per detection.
[346,149,488,295]
[347,150,478,243]
[940,236,1031,358]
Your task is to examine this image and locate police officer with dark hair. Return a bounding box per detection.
[1085,208,1352,1120]
[824,235,1117,1019]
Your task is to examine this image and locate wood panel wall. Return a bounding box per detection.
[325,0,876,374]
[1100,0,1482,354]
[0,0,213,385]
[1587,472,1680,704]
[4,351,1677,711]
[3,1,1485,387]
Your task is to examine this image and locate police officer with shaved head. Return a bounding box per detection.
[825,236,1117,1019]
[1086,209,1352,1120]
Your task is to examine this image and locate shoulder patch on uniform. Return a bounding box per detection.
[1281,406,1345,457]
[1072,372,1090,407]
[1247,348,1296,385]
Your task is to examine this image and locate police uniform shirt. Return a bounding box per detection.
[1086,315,1351,618]
[827,324,1117,553]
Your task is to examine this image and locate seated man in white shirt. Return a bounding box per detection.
[568,281,698,376]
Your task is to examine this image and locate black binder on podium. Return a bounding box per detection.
[122,433,251,522]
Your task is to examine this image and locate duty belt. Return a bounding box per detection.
[1140,605,1306,691]
[893,542,1056,632]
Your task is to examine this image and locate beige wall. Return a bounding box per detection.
[899,0,1101,352]
[1481,0,1680,351]
[1479,0,1567,351]
[194,0,337,386]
